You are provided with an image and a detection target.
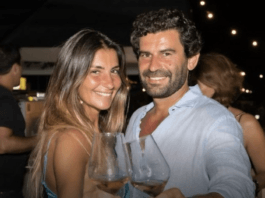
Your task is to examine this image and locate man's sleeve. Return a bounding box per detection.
[205,116,255,198]
[0,97,15,129]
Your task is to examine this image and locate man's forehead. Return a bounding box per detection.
[139,29,183,50]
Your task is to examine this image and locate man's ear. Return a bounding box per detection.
[11,63,20,74]
[187,53,200,71]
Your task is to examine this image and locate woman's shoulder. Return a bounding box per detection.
[228,106,264,130]
[51,128,91,156]
[239,112,262,129]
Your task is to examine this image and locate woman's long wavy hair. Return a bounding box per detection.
[192,53,244,107]
[26,29,129,198]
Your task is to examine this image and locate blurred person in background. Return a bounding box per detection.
[192,52,265,196]
[26,29,129,198]
[0,43,37,198]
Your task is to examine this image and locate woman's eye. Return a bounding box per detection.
[91,70,100,74]
[112,69,120,74]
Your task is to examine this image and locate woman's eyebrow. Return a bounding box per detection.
[91,65,104,69]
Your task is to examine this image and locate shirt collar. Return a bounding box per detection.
[143,84,201,113]
[173,84,201,108]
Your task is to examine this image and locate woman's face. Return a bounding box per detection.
[78,48,122,114]
[197,80,215,98]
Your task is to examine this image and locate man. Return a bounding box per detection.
[125,9,255,198]
[0,43,37,198]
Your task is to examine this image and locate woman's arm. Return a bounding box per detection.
[241,113,265,192]
[53,130,90,198]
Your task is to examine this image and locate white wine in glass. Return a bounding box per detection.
[88,132,130,196]
[126,135,170,197]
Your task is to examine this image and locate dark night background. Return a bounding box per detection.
[1,0,264,127]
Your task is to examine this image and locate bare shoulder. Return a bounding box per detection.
[240,113,262,129]
[54,129,91,160]
[51,129,90,197]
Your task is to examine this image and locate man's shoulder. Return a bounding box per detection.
[192,94,234,119]
[0,86,13,100]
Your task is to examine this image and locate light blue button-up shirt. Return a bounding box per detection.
[125,85,255,198]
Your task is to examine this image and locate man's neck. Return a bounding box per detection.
[0,75,14,91]
[152,84,189,114]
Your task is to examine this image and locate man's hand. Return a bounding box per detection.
[155,188,185,198]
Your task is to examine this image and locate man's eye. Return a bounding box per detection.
[163,52,171,56]
[140,53,150,58]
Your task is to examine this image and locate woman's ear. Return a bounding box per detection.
[187,54,200,71]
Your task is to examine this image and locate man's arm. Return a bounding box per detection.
[0,126,37,154]
[156,188,223,198]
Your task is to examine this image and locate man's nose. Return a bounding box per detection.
[148,55,160,71]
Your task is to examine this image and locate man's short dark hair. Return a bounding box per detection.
[130,8,202,58]
[0,43,21,75]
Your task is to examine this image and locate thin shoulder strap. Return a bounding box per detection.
[67,131,91,156]
[43,132,58,182]
[235,112,245,123]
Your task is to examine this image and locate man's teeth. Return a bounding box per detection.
[149,77,165,80]
[96,92,112,96]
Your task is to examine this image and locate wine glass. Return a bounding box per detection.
[88,132,130,197]
[125,135,170,197]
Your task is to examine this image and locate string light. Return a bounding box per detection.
[252,41,258,46]
[200,1,206,6]
[255,115,260,120]
[207,12,214,19]
[240,71,246,76]
[260,74,263,78]
[231,29,237,35]
[142,88,146,92]
[241,88,245,92]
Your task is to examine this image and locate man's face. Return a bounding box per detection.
[138,29,188,98]
[14,63,22,87]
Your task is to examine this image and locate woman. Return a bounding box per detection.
[26,29,129,198]
[192,52,265,196]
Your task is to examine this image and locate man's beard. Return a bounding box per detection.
[140,62,188,98]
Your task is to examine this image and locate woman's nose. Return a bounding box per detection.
[102,73,114,89]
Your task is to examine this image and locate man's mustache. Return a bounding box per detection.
[142,69,171,78]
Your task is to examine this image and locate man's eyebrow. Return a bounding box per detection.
[139,50,150,54]
[160,48,176,53]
